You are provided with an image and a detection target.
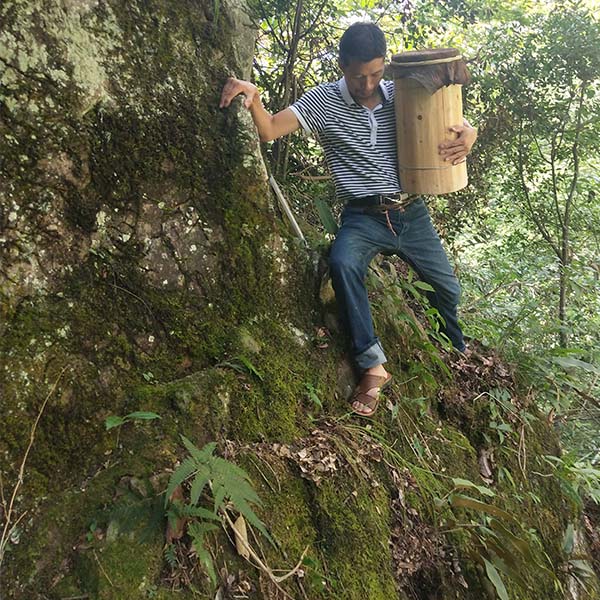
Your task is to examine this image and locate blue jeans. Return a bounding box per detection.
[329,199,465,370]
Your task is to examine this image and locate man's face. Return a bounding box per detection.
[339,57,385,102]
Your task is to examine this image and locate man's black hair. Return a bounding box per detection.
[339,22,387,66]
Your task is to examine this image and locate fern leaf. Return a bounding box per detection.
[214,467,261,506]
[213,456,252,483]
[190,521,219,536]
[213,484,227,514]
[228,493,273,545]
[188,522,218,585]
[164,457,197,506]
[231,479,262,506]
[190,467,211,506]
[182,505,220,521]
[164,543,177,569]
[198,546,217,585]
[181,436,217,463]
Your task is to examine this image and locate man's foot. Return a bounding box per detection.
[351,367,392,417]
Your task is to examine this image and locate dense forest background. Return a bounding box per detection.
[253,0,600,457]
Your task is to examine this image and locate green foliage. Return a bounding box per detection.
[304,382,323,410]
[104,411,162,430]
[188,520,219,584]
[543,454,600,509]
[484,557,509,600]
[165,437,273,583]
[314,198,339,235]
[441,482,561,599]
[108,484,165,544]
[216,355,264,380]
[456,3,600,446]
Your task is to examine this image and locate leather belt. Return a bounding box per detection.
[347,193,418,212]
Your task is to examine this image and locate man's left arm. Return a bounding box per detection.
[438,118,478,165]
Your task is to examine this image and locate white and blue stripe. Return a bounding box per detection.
[289,78,401,201]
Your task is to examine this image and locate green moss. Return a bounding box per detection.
[73,538,164,599]
[313,476,397,599]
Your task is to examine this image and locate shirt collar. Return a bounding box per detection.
[338,77,390,106]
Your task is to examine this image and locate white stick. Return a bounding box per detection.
[269,175,307,246]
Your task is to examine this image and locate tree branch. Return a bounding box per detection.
[517,124,561,258]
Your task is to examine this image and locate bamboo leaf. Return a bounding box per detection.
[450,494,516,522]
[484,558,509,600]
[237,355,264,381]
[570,559,596,578]
[452,477,496,497]
[553,356,600,374]
[125,411,162,421]
[488,518,531,557]
[563,523,575,555]
[413,280,435,292]
[105,415,125,430]
[315,198,338,234]
[233,515,250,559]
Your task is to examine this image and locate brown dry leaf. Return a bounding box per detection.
[165,485,187,544]
[233,515,250,560]
[478,448,494,483]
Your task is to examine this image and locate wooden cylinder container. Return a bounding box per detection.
[390,49,469,195]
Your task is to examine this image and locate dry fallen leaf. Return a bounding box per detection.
[478,448,494,483]
[233,515,250,560]
[165,485,187,544]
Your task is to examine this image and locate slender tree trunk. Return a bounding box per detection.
[557,81,586,348]
[274,0,303,179]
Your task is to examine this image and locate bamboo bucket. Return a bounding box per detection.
[390,49,469,195]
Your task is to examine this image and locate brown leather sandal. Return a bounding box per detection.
[350,372,393,417]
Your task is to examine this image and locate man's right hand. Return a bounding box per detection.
[219,77,300,142]
[219,77,258,109]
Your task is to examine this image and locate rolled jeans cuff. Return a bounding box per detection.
[355,340,387,370]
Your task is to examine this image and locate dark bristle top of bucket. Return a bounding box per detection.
[391,48,460,63]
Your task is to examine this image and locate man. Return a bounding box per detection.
[220,22,477,417]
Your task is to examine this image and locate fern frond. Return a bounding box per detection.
[197,545,217,585]
[166,500,184,530]
[189,521,219,536]
[181,436,216,462]
[164,543,178,569]
[165,457,198,506]
[231,479,262,505]
[213,484,227,514]
[181,505,220,521]
[190,467,211,506]
[213,456,252,482]
[188,521,218,585]
[212,467,261,506]
[228,493,274,546]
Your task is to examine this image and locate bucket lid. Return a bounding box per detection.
[391,48,461,66]
[388,48,470,94]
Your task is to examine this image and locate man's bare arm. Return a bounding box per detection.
[219,77,300,142]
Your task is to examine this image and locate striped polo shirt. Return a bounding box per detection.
[289,78,401,201]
